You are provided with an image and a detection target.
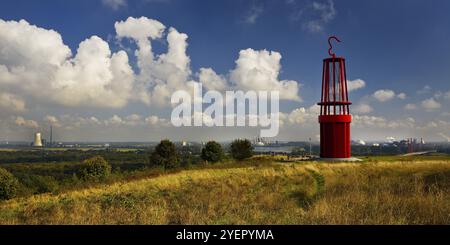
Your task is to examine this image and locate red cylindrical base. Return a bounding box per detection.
[319,115,352,158]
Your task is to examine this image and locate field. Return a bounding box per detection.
[0,156,449,224]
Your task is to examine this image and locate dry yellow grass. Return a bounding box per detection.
[0,160,449,224]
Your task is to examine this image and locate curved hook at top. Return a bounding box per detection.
[328,36,341,58]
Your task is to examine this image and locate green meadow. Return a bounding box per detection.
[0,155,449,224]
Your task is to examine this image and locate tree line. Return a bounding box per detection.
[0,139,254,200]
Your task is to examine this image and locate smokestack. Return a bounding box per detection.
[50,125,53,146]
[33,132,43,147]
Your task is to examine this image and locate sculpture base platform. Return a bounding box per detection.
[315,157,362,162]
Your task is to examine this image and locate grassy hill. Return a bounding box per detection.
[0,158,449,224]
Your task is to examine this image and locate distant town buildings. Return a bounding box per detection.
[252,137,280,146]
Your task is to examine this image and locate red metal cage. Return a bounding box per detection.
[318,37,352,158]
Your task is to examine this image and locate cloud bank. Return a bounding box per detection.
[0,17,301,113]
[0,16,447,141]
[0,19,134,109]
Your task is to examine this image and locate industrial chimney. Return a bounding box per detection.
[33,132,43,147]
[318,36,352,159]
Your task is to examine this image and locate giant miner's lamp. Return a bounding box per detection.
[318,36,352,159]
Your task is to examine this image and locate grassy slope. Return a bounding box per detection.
[0,159,450,224]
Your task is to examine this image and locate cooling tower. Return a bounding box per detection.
[33,132,43,147]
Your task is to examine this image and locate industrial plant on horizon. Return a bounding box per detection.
[32,126,53,147]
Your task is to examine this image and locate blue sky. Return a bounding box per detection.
[0,0,449,142]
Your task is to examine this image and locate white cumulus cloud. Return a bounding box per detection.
[0,19,134,109]
[353,103,373,114]
[397,92,406,99]
[14,116,39,129]
[145,115,168,126]
[198,49,301,101]
[421,98,441,111]
[285,105,319,125]
[0,17,303,113]
[199,68,227,91]
[373,89,396,102]
[404,103,417,110]
[347,79,366,92]
[44,115,61,127]
[230,49,301,101]
[115,17,192,106]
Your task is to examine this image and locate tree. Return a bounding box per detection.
[79,156,111,181]
[201,141,224,163]
[151,140,180,169]
[230,139,254,160]
[0,168,19,200]
[33,175,59,194]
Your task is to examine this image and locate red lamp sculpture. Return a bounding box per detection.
[318,36,352,159]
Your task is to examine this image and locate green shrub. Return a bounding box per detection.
[78,156,111,181]
[151,140,180,169]
[201,141,224,163]
[15,174,59,194]
[33,175,59,193]
[230,139,254,160]
[0,168,19,200]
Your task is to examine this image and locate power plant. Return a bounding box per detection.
[318,36,352,159]
[50,125,53,146]
[33,132,43,147]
